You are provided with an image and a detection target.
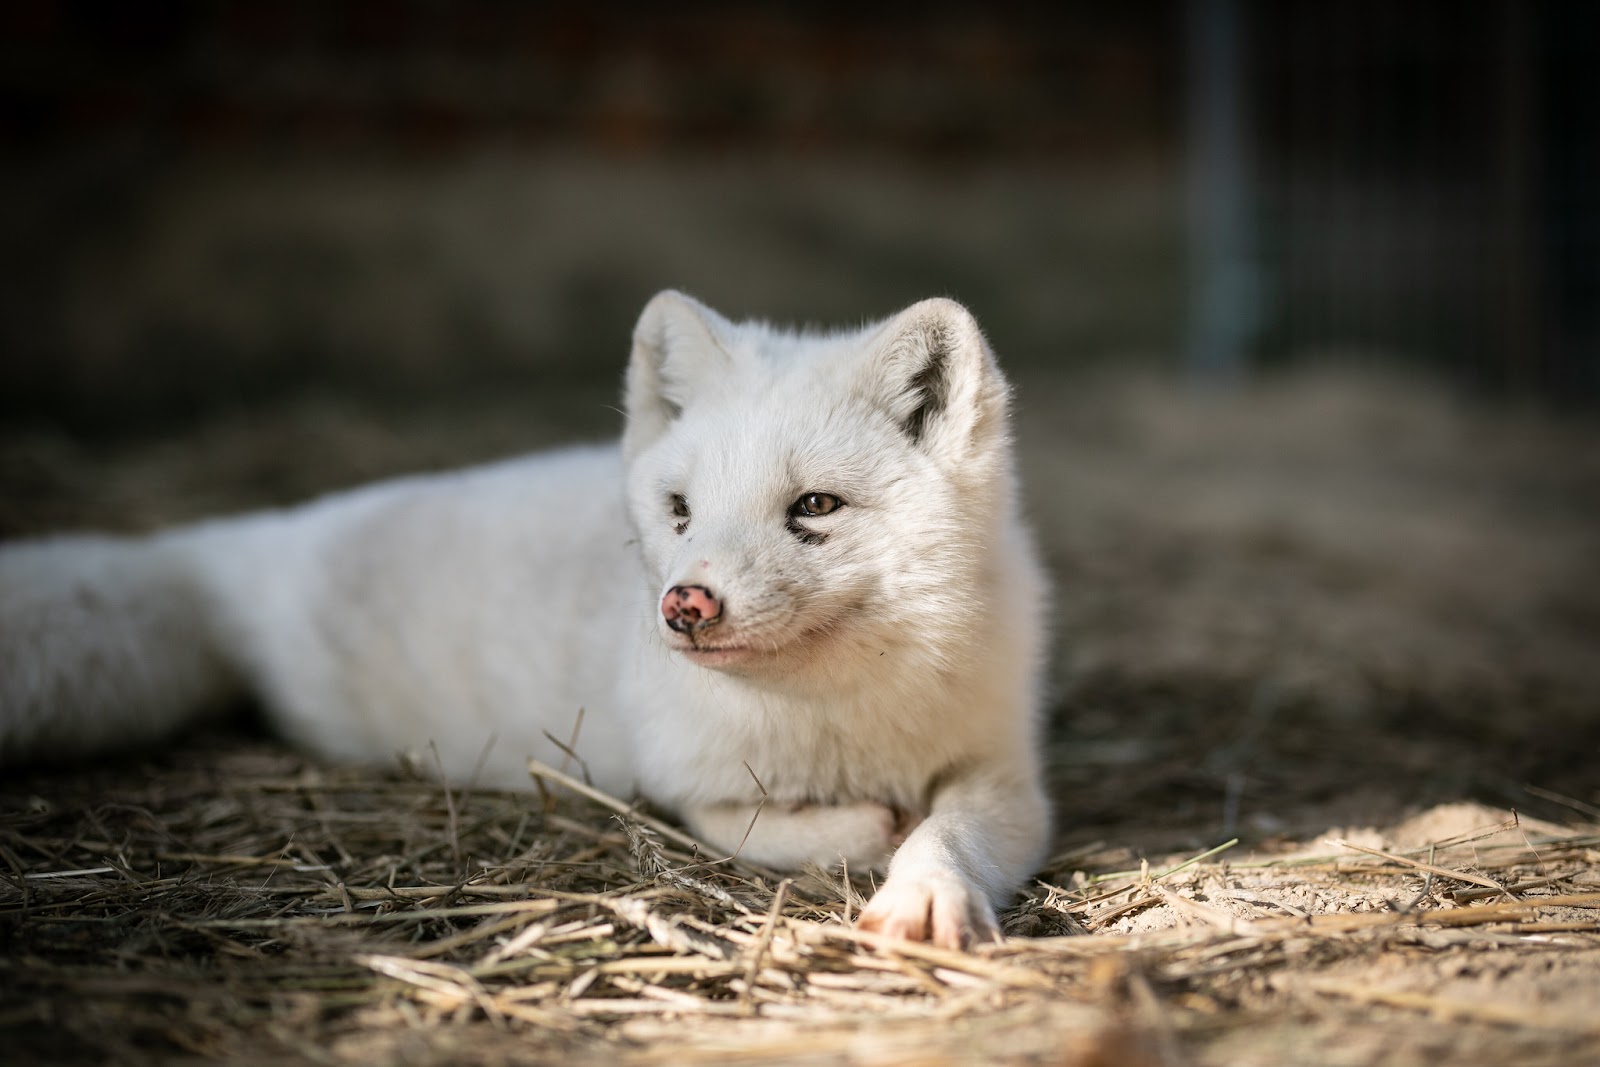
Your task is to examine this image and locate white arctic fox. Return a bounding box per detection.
[0,292,1049,948]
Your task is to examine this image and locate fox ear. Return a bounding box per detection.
[624,290,737,459]
[863,298,1010,463]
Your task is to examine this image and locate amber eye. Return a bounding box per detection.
[791,492,843,518]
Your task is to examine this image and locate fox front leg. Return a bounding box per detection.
[682,799,916,872]
[856,765,1049,950]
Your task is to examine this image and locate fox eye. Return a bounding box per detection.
[669,494,690,533]
[791,492,843,518]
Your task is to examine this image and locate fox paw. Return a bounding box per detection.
[856,871,1001,950]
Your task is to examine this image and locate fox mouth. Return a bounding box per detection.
[663,624,783,668]
[678,644,759,668]
[667,620,836,671]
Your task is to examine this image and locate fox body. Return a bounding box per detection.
[0,292,1050,947]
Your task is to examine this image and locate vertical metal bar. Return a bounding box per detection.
[1495,0,1541,395]
[1186,0,1260,386]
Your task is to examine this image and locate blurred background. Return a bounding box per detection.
[1,2,1597,828]
[4,0,1596,429]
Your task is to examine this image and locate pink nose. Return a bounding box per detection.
[661,584,722,633]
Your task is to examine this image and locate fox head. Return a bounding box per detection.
[621,290,1020,687]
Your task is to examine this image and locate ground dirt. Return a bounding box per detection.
[2,368,1597,1065]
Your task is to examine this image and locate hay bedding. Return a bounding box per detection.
[4,370,1600,1065]
[3,739,1598,1067]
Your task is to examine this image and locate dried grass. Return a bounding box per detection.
[3,736,1597,1067]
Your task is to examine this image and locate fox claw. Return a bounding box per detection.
[857,871,1000,950]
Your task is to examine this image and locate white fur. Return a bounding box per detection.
[0,291,1050,948]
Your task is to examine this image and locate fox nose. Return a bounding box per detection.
[661,584,722,633]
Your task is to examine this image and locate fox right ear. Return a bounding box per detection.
[623,290,736,460]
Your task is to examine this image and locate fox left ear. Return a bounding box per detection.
[863,298,1010,463]
[623,290,738,461]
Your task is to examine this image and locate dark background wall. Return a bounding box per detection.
[0,2,1180,435]
[1251,1,1599,397]
[2,1,1594,438]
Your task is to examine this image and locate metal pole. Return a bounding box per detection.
[1186,0,1260,386]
